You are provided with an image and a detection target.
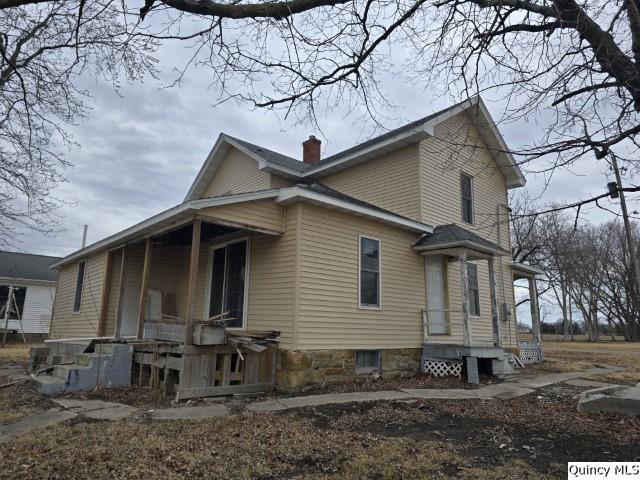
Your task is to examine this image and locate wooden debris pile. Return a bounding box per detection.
[225,330,280,352]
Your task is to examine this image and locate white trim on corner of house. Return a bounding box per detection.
[358,234,382,311]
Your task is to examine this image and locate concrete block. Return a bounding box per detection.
[577,385,640,416]
[465,356,479,384]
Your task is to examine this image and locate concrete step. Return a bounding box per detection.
[75,352,106,367]
[30,375,67,395]
[53,364,93,381]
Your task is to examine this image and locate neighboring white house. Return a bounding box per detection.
[0,251,60,336]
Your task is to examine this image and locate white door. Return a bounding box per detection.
[120,286,140,337]
[426,256,448,335]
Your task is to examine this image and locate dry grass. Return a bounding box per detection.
[544,341,640,351]
[0,383,55,424]
[0,344,31,364]
[0,413,545,479]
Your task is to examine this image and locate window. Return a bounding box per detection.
[0,286,26,319]
[461,173,474,224]
[359,236,380,308]
[356,350,380,371]
[467,262,480,316]
[207,239,248,328]
[73,260,86,313]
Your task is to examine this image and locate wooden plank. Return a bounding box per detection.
[143,322,185,343]
[136,238,153,339]
[177,383,273,400]
[191,324,226,345]
[97,251,114,337]
[184,219,201,345]
[459,252,471,347]
[113,247,127,339]
[219,353,231,386]
[488,257,501,347]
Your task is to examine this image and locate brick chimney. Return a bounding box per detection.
[303,135,321,164]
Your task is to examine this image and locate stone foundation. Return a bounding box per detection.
[276,348,422,391]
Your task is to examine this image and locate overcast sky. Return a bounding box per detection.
[13,37,639,260]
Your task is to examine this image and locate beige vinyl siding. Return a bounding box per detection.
[103,249,123,336]
[199,199,285,234]
[202,147,272,197]
[322,145,421,221]
[296,203,425,350]
[270,174,292,189]
[419,110,516,347]
[50,252,108,339]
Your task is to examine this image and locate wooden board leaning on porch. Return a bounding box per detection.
[176,344,277,401]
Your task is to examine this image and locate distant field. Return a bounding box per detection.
[518,333,629,343]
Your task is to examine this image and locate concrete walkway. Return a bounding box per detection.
[0,365,620,444]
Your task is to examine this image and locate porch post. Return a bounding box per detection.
[184,219,202,346]
[136,237,153,339]
[529,276,542,345]
[97,251,113,337]
[459,252,471,346]
[487,257,501,347]
[114,247,127,339]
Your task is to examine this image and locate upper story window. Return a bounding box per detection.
[73,259,86,313]
[467,262,480,316]
[359,236,380,308]
[461,173,474,224]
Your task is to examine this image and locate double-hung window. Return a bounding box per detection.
[467,262,480,316]
[207,239,248,328]
[73,260,86,313]
[461,173,474,224]
[359,236,380,308]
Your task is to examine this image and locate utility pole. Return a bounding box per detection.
[609,155,640,304]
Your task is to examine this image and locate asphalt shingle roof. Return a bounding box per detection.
[225,101,465,172]
[414,224,507,253]
[0,251,60,282]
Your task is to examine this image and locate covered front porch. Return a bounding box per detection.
[512,262,544,364]
[415,224,513,383]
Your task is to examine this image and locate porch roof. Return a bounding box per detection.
[413,224,509,257]
[511,262,544,279]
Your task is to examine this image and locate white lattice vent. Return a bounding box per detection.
[423,359,462,378]
[519,348,542,364]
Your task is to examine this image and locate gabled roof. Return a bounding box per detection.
[414,224,509,256]
[0,251,60,283]
[184,96,525,201]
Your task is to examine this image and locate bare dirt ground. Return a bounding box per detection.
[0,343,639,479]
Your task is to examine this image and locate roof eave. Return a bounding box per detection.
[276,187,433,234]
[52,189,281,269]
[414,239,509,257]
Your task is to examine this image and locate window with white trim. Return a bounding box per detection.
[461,173,474,224]
[359,236,380,308]
[73,260,86,313]
[467,262,480,316]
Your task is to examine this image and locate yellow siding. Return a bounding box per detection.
[322,145,421,221]
[50,252,108,339]
[199,199,285,234]
[296,203,425,350]
[419,111,516,347]
[202,147,271,197]
[103,249,123,336]
[270,174,292,189]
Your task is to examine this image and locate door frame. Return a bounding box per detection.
[424,255,450,336]
[203,235,251,330]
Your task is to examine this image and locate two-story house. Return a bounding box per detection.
[38,97,543,399]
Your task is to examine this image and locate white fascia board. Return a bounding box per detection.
[183,134,230,202]
[276,187,433,233]
[414,239,509,257]
[511,262,545,276]
[51,190,281,269]
[0,277,57,287]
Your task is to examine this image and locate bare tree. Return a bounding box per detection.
[0,2,156,246]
